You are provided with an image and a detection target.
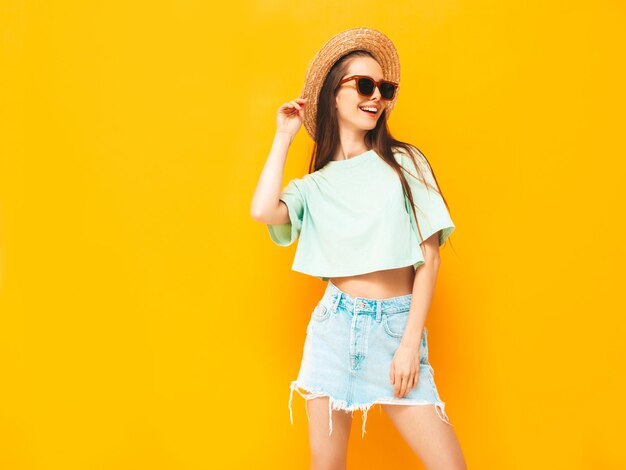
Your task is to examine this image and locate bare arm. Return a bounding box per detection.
[250,98,307,224]
[401,233,441,348]
[389,232,442,397]
[250,131,293,224]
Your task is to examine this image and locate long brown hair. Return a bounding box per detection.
[307,50,454,248]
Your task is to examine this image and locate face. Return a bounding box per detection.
[335,56,388,134]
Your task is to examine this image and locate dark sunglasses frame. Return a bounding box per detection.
[337,75,398,100]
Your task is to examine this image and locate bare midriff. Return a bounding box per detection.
[328,265,416,300]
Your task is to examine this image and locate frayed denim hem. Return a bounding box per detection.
[288,380,452,439]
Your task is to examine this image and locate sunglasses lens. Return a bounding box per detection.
[380,82,396,100]
[357,78,375,96]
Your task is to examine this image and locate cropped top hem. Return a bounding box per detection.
[292,255,426,281]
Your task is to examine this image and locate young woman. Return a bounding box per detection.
[251,28,467,469]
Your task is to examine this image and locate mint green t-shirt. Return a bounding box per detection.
[267,147,455,281]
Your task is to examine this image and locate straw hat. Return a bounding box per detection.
[299,27,401,140]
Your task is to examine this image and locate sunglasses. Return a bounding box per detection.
[337,75,398,101]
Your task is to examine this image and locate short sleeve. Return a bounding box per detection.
[396,149,455,245]
[266,178,306,246]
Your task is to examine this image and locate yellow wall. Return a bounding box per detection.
[1,1,624,468]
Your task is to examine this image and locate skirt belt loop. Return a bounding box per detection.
[332,291,341,313]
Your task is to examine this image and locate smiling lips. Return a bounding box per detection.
[359,105,379,117]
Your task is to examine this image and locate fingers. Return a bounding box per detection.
[279,98,308,114]
[401,375,410,397]
[284,100,305,110]
[394,375,407,398]
[393,371,419,398]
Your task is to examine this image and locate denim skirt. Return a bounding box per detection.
[288,280,453,438]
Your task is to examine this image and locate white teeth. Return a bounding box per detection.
[360,106,377,113]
